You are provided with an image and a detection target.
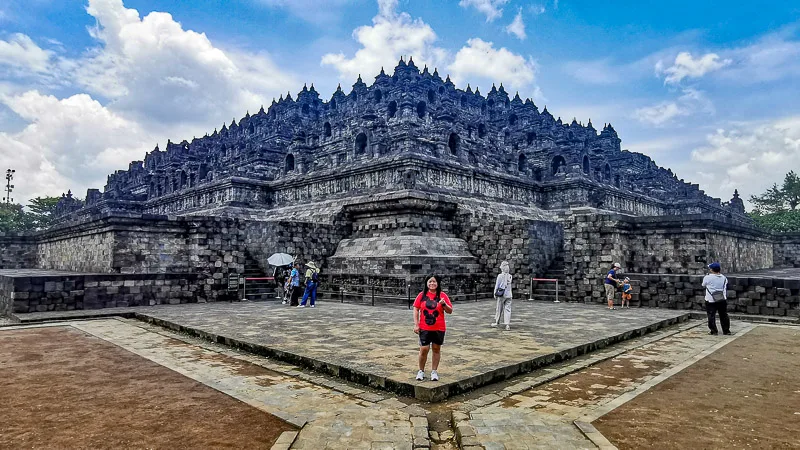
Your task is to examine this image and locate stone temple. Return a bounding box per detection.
[1,57,798,317]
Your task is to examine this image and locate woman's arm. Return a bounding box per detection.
[413,307,420,333]
[439,297,453,314]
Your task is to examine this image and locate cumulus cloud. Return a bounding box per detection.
[449,38,537,91]
[718,30,800,84]
[74,0,295,129]
[458,0,508,22]
[657,51,731,85]
[634,88,714,126]
[689,116,800,203]
[0,91,155,201]
[321,0,448,81]
[0,33,53,73]
[505,9,526,40]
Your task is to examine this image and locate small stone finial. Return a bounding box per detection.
[302,83,308,92]
[498,83,506,93]
[380,66,385,75]
[733,189,740,198]
[245,110,250,118]
[490,83,497,94]
[432,68,440,78]
[310,83,316,92]
[422,64,429,74]
[336,83,343,93]
[466,83,472,93]
[259,105,265,114]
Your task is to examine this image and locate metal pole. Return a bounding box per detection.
[407,284,411,309]
[371,281,375,306]
[529,277,534,301]
[242,278,246,301]
[554,279,560,303]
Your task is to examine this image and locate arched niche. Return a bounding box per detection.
[582,155,590,175]
[324,122,332,138]
[518,153,527,173]
[354,132,368,155]
[388,100,397,119]
[416,101,427,119]
[551,155,567,175]
[448,133,460,156]
[285,154,295,172]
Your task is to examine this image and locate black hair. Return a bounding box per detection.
[422,274,442,301]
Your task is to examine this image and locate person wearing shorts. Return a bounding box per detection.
[605,262,622,310]
[413,275,453,382]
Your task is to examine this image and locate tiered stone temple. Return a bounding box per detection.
[2,57,797,316]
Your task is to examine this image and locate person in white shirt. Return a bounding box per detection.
[701,262,731,335]
[491,261,513,330]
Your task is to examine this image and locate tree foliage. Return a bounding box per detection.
[0,196,62,233]
[749,171,800,214]
[748,171,800,232]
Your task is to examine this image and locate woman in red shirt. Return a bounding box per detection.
[413,275,453,381]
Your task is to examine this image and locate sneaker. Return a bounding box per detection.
[723,331,732,335]
[505,325,511,331]
[416,370,424,381]
[310,305,316,308]
[430,370,439,381]
[708,331,718,335]
[490,323,498,327]
[297,304,305,308]
[282,301,287,305]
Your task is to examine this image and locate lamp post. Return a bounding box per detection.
[3,169,14,204]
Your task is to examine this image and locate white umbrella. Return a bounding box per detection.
[267,253,294,266]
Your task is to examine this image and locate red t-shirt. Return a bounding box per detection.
[413,291,452,332]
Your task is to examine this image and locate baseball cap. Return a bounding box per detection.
[613,263,621,268]
[708,262,721,271]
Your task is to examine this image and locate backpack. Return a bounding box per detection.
[311,270,320,283]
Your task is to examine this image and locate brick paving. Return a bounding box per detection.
[127,300,688,400]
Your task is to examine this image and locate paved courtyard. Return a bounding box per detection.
[129,300,688,400]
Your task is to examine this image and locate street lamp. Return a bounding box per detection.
[3,169,15,203]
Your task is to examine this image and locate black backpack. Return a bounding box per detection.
[311,270,320,283]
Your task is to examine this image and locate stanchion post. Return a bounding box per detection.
[529,277,534,301]
[554,279,560,303]
[407,284,411,309]
[242,278,246,301]
[371,281,375,306]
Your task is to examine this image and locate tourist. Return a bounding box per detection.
[491,260,513,330]
[605,262,622,310]
[702,262,731,335]
[413,275,453,382]
[289,262,302,306]
[298,262,320,308]
[621,277,633,308]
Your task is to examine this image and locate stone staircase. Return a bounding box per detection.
[241,251,280,301]
[528,254,565,302]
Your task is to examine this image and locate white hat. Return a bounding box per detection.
[613,262,621,268]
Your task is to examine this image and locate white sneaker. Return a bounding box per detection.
[490,323,498,327]
[430,370,439,381]
[505,325,511,331]
[416,370,424,381]
[282,301,287,305]
[310,305,315,308]
[297,304,305,308]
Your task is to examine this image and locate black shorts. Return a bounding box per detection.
[419,330,445,347]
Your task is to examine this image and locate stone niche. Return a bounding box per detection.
[327,193,482,295]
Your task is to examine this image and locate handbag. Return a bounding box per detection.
[706,288,725,302]
[495,274,509,297]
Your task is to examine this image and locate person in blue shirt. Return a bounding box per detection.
[605,262,622,310]
[621,277,633,308]
[289,262,302,306]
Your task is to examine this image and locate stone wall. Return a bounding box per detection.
[627,273,800,317]
[1,272,201,314]
[562,212,773,304]
[243,219,347,275]
[773,233,800,267]
[0,234,37,270]
[457,212,563,290]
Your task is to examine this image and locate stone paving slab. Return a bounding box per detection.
[122,300,688,401]
[462,321,755,449]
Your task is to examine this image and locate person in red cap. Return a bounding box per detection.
[702,262,731,335]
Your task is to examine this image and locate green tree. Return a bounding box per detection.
[749,170,800,214]
[0,203,33,233]
[26,196,61,229]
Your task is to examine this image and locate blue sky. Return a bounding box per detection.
[1,0,799,207]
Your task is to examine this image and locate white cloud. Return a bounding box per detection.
[688,116,800,204]
[0,91,155,201]
[320,0,448,81]
[634,88,714,126]
[505,9,526,40]
[718,30,800,84]
[74,0,296,129]
[458,0,508,22]
[658,51,732,85]
[562,59,622,85]
[529,4,546,15]
[0,33,53,73]
[449,38,537,91]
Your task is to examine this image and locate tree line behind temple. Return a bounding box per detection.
[748,171,800,232]
[0,173,798,233]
